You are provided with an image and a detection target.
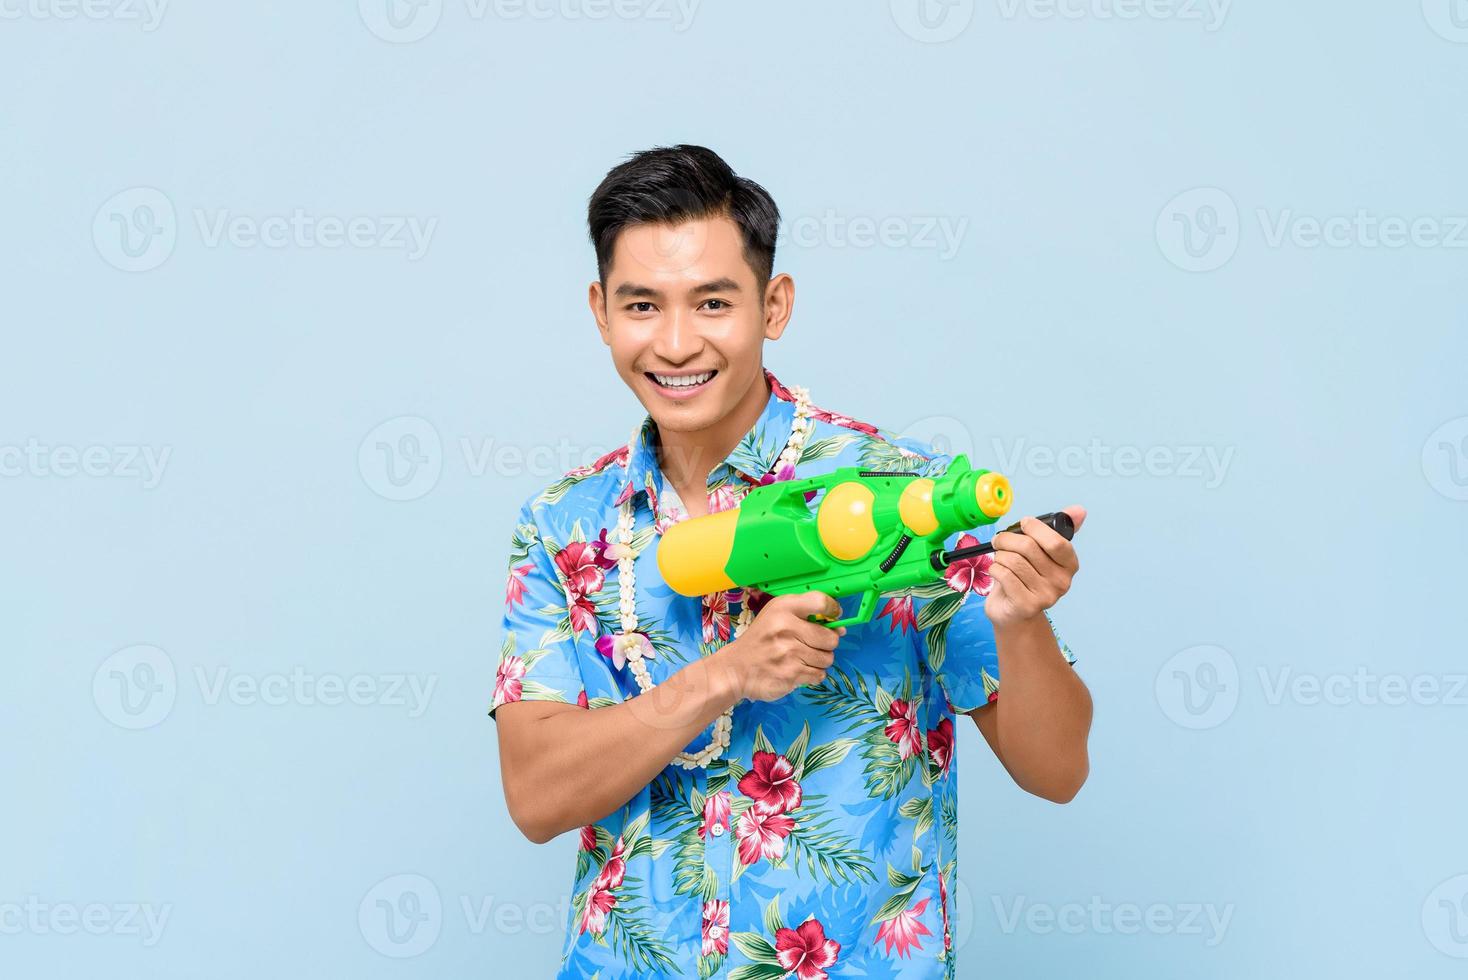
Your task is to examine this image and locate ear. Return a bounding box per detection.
[762,272,794,341]
[588,280,611,345]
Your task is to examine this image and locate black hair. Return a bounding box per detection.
[587,144,780,287]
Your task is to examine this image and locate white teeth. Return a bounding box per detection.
[652,371,714,389]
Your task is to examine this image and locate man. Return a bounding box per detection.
[491,145,1092,978]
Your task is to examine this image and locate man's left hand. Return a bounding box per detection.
[983,505,1086,628]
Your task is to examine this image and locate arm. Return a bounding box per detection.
[495,592,843,844]
[968,506,1093,804]
[496,652,740,843]
[970,618,1092,803]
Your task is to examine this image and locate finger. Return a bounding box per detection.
[1018,515,1079,574]
[993,527,1050,571]
[987,561,1032,607]
[797,666,828,688]
[1062,504,1087,534]
[791,590,842,621]
[799,647,835,670]
[990,551,1044,599]
[797,621,841,652]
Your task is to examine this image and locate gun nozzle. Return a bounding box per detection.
[974,472,1013,520]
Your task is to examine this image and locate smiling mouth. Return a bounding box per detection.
[646,369,717,391]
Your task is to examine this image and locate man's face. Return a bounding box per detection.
[590,214,790,436]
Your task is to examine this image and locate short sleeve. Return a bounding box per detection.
[910,517,1077,715]
[489,501,588,719]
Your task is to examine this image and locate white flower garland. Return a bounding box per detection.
[615,385,814,769]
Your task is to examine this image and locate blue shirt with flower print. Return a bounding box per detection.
[491,369,1075,979]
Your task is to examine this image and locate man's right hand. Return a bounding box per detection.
[718,591,845,702]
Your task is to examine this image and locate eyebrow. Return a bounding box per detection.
[612,277,744,299]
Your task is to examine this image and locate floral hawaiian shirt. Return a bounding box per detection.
[490,369,1075,979]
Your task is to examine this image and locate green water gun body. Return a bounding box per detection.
[658,455,1067,629]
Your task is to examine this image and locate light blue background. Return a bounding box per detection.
[2,2,1465,977]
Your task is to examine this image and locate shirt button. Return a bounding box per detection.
[711,824,725,838]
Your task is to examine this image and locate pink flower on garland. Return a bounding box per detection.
[595,631,655,672]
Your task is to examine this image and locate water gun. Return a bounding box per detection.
[657,456,1075,629]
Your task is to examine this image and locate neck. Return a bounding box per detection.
[656,371,771,506]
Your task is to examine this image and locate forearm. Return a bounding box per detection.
[498,649,742,843]
[984,615,1092,801]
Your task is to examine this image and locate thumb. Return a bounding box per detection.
[1061,505,1087,534]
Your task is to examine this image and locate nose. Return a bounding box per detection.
[650,307,702,365]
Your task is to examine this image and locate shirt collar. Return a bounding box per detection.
[620,368,799,511]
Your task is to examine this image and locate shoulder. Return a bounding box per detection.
[796,391,953,477]
[512,445,629,541]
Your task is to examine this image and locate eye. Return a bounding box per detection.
[627,301,656,314]
[700,299,730,311]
